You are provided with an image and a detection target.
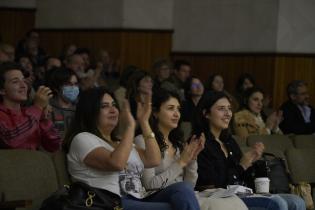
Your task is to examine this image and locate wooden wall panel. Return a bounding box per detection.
[0,8,35,45]
[172,54,276,101]
[172,53,315,109]
[38,30,172,70]
[274,56,315,108]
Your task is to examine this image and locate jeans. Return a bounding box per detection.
[271,194,306,210]
[122,182,200,210]
[241,196,280,210]
[241,193,306,210]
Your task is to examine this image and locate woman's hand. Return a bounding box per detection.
[251,142,265,161]
[178,135,203,167]
[136,91,152,126]
[120,99,136,130]
[191,133,206,160]
[240,142,265,170]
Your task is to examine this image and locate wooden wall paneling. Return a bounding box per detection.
[120,31,172,70]
[38,31,122,62]
[273,56,315,108]
[0,9,35,46]
[172,54,276,101]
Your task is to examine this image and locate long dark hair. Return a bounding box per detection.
[205,73,223,91]
[63,86,119,152]
[150,89,185,156]
[196,91,232,141]
[235,73,256,93]
[241,87,267,121]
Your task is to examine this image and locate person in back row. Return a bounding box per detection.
[161,60,191,101]
[46,67,79,138]
[0,62,61,151]
[196,91,305,210]
[279,80,315,135]
[233,87,282,142]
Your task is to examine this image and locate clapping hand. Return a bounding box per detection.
[179,133,205,167]
[120,99,136,130]
[240,142,265,170]
[136,91,152,126]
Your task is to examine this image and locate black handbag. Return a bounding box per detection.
[40,182,122,210]
[245,152,291,194]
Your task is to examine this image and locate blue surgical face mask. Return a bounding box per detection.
[62,85,80,103]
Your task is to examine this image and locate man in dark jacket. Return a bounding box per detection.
[279,80,315,134]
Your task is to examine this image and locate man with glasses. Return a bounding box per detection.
[279,80,315,134]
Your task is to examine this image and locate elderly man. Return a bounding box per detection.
[279,80,315,134]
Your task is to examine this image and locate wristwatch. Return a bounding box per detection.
[144,132,155,140]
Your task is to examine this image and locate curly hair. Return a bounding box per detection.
[150,89,185,156]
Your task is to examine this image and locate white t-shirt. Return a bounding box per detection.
[67,132,121,196]
[119,146,146,198]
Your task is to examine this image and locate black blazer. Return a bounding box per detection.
[196,131,246,188]
[279,100,315,134]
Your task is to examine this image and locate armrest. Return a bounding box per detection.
[0,200,32,210]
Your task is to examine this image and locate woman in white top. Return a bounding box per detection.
[135,89,248,210]
[64,86,200,210]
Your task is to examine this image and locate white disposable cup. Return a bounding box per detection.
[254,177,270,193]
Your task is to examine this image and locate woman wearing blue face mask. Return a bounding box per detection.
[46,67,79,138]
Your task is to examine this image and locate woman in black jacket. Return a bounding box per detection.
[196,91,305,210]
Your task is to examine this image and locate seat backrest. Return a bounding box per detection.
[233,135,247,147]
[293,135,315,149]
[0,149,59,210]
[51,150,71,187]
[285,148,315,184]
[247,134,294,152]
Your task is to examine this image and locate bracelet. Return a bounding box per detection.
[143,132,155,140]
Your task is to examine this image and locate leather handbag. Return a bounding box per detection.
[40,182,122,210]
[245,152,291,193]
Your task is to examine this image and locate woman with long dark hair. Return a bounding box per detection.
[196,91,305,210]
[64,86,200,210]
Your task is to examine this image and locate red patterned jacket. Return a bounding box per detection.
[0,104,61,152]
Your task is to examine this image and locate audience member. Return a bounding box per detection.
[152,58,171,91]
[0,62,61,151]
[195,91,305,210]
[95,49,120,91]
[64,86,200,210]
[60,44,77,64]
[46,67,78,138]
[74,48,91,71]
[16,30,46,66]
[161,60,191,101]
[126,70,153,120]
[135,89,248,210]
[0,43,15,63]
[66,53,94,90]
[17,55,36,104]
[206,73,239,111]
[46,56,62,71]
[233,87,282,141]
[235,73,256,106]
[279,80,315,134]
[182,76,204,129]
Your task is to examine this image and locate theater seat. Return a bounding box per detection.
[247,135,294,153]
[293,135,315,149]
[0,149,68,210]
